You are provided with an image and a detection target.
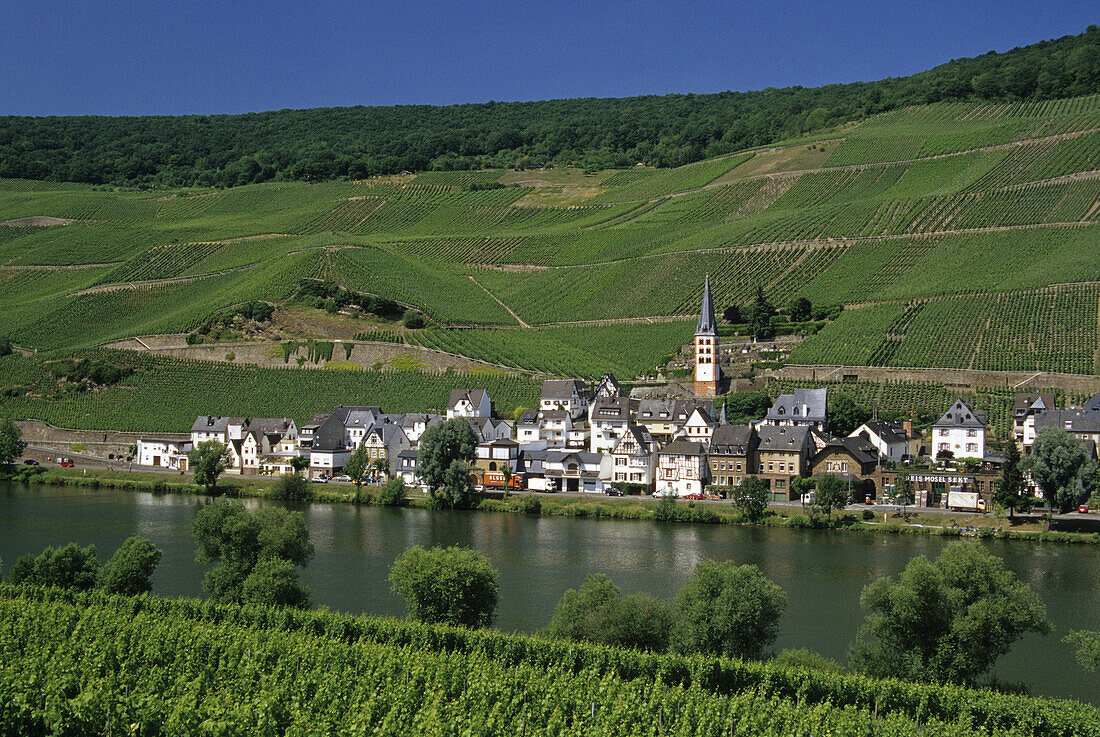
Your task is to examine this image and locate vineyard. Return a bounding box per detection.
[0,94,1098,380]
[0,351,540,432]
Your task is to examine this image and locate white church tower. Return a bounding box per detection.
[694,275,720,397]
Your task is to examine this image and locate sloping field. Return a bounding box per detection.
[0,95,1097,378]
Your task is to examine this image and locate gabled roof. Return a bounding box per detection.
[301,412,332,430]
[659,440,707,457]
[1036,409,1100,434]
[541,379,587,400]
[447,388,488,410]
[594,373,623,398]
[591,396,630,420]
[1084,392,1100,412]
[765,388,827,423]
[683,405,716,427]
[934,398,986,429]
[695,275,718,337]
[612,425,653,456]
[1013,392,1058,415]
[757,425,811,450]
[517,409,540,426]
[709,424,755,454]
[246,417,294,435]
[814,437,879,467]
[191,416,245,434]
[637,398,675,421]
[540,409,572,422]
[851,420,910,446]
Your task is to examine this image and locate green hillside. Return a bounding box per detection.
[1,93,1097,390]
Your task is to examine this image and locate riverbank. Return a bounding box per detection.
[7,466,1098,545]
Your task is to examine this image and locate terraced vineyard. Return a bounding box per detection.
[0,94,1098,383]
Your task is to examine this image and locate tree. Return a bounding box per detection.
[786,296,812,322]
[417,418,478,508]
[402,311,426,329]
[894,469,913,507]
[814,474,849,517]
[746,286,776,341]
[0,417,27,471]
[270,473,313,501]
[378,477,408,506]
[994,441,1030,518]
[242,558,310,608]
[545,574,673,651]
[343,444,370,496]
[371,457,389,482]
[732,477,770,522]
[389,545,499,628]
[192,499,314,605]
[825,394,871,436]
[188,440,232,495]
[0,334,11,357]
[98,536,161,595]
[1022,426,1094,512]
[1065,630,1100,672]
[7,543,99,590]
[671,559,788,660]
[722,304,742,324]
[289,454,309,476]
[849,542,1052,685]
[722,391,772,424]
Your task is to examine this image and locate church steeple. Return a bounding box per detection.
[695,274,718,337]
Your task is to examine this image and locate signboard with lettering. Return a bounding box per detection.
[908,474,974,484]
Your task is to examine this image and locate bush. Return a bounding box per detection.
[516,495,541,514]
[377,478,408,507]
[270,473,313,501]
[389,545,499,628]
[403,311,426,329]
[861,509,875,520]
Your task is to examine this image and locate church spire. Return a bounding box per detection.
[695,274,718,336]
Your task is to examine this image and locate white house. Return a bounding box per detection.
[396,449,425,489]
[674,405,717,447]
[593,373,623,399]
[446,389,492,419]
[848,420,919,462]
[1012,393,1057,449]
[609,426,658,487]
[543,450,605,493]
[540,379,589,419]
[932,398,987,459]
[136,438,192,470]
[361,424,411,478]
[516,410,541,443]
[759,388,827,430]
[336,406,383,448]
[539,410,573,447]
[469,416,512,443]
[240,417,300,475]
[399,413,442,444]
[656,440,708,497]
[589,396,631,454]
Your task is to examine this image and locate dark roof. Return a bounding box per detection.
[757,425,811,450]
[637,399,675,420]
[612,425,653,456]
[518,409,540,426]
[447,388,487,410]
[594,373,623,398]
[246,417,294,436]
[765,388,827,423]
[190,415,245,433]
[302,412,332,429]
[591,396,630,420]
[333,405,381,423]
[1084,393,1100,412]
[1013,392,1058,416]
[659,440,707,457]
[541,379,587,400]
[934,398,986,429]
[852,420,909,445]
[1036,409,1100,434]
[709,424,756,454]
[813,437,879,467]
[695,275,718,337]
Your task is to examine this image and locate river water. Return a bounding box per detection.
[1,482,1098,703]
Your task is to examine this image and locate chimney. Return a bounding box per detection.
[903,420,914,438]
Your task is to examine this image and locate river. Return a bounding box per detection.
[2,482,1098,703]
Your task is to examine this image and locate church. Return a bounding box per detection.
[693,275,720,397]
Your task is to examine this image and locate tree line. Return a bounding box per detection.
[0,28,1096,187]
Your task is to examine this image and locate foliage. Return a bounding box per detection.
[417,418,478,509]
[849,541,1053,686]
[0,334,10,357]
[191,499,314,606]
[732,477,770,522]
[269,472,313,501]
[786,296,813,322]
[389,545,499,628]
[747,285,776,340]
[544,574,673,652]
[825,394,872,436]
[718,391,772,425]
[97,536,161,595]
[1022,426,1095,512]
[722,304,741,323]
[814,474,850,517]
[7,543,99,590]
[377,477,408,506]
[1064,630,1100,672]
[995,441,1030,516]
[241,557,310,608]
[402,311,426,329]
[187,439,232,494]
[671,559,788,660]
[0,417,26,470]
[342,444,370,493]
[770,648,846,674]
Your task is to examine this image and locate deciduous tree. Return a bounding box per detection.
[545,573,672,651]
[343,444,370,497]
[814,474,849,517]
[7,543,99,590]
[994,441,1030,517]
[188,440,232,495]
[389,545,498,628]
[418,418,478,508]
[1022,426,1094,512]
[0,417,27,471]
[98,536,161,595]
[732,477,770,522]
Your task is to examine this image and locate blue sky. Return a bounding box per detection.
[1,1,1095,116]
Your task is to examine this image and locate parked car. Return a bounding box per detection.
[23,459,40,466]
[1079,504,1090,514]
[311,474,329,483]
[331,474,352,483]
[653,489,675,498]
[58,457,74,467]
[682,493,706,500]
[604,488,624,496]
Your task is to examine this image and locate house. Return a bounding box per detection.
[760,388,827,430]
[540,379,589,419]
[331,405,383,448]
[609,426,658,488]
[539,409,573,447]
[1034,409,1100,451]
[932,398,986,459]
[399,413,442,444]
[446,389,492,419]
[707,424,757,488]
[589,396,631,454]
[636,399,679,439]
[474,439,521,489]
[136,437,192,471]
[656,440,708,496]
[396,449,423,488]
[239,417,299,475]
[361,424,411,478]
[543,450,606,493]
[1012,392,1058,449]
[811,437,880,495]
[516,409,541,443]
[693,275,720,397]
[468,416,512,443]
[593,373,623,399]
[755,425,814,501]
[848,420,919,461]
[674,404,717,447]
[189,416,247,469]
[298,412,332,449]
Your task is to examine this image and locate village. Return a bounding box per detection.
[134,279,1100,512]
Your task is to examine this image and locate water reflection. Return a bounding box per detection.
[1,482,1098,704]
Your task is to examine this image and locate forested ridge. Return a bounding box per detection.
[2,26,1097,187]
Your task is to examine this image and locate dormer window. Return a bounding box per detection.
[778,407,785,415]
[793,407,799,416]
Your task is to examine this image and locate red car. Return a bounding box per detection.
[1079,505,1090,514]
[683,493,706,500]
[59,460,74,467]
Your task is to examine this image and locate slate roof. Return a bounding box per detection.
[637,399,675,421]
[852,420,909,445]
[1013,392,1058,417]
[591,396,630,421]
[333,406,381,425]
[246,417,294,436]
[594,373,623,398]
[765,388,827,424]
[1036,409,1100,434]
[1084,393,1100,412]
[658,440,708,457]
[814,437,879,467]
[541,379,587,400]
[301,412,332,430]
[517,409,540,426]
[447,388,487,410]
[757,425,811,451]
[934,398,986,429]
[695,274,718,337]
[612,425,653,457]
[190,416,246,434]
[709,424,756,455]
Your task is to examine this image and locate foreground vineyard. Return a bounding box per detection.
[0,95,1098,378]
[2,585,1097,737]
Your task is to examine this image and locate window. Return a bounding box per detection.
[735,462,742,472]
[768,462,774,472]
[967,429,976,437]
[616,457,626,466]
[776,479,786,488]
[966,443,978,453]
